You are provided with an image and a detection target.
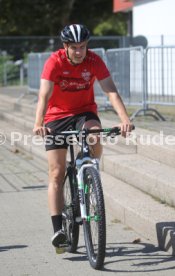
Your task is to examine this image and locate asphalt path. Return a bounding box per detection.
[0,143,175,276]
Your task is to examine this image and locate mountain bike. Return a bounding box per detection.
[54,127,125,270]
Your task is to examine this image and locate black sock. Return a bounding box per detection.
[51,215,62,233]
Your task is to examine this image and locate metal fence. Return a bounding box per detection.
[26,48,112,109]
[131,46,175,120]
[0,57,27,86]
[0,36,131,61]
[26,47,146,115]
[28,52,51,92]
[27,48,107,93]
[26,46,175,120]
[0,35,130,87]
[106,47,144,105]
[1,44,175,120]
[145,46,175,104]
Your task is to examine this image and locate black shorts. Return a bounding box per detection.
[44,112,101,151]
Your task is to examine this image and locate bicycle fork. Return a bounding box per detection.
[76,160,99,222]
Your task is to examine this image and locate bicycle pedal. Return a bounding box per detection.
[55,243,69,254]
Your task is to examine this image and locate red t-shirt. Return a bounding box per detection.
[41,49,110,124]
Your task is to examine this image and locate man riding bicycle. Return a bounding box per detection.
[33,24,132,248]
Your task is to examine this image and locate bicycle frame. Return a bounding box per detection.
[60,127,124,222]
[68,129,100,221]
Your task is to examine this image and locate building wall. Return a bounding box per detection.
[133,0,175,45]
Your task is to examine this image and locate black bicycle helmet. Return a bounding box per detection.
[60,24,90,43]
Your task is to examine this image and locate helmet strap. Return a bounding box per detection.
[66,48,77,66]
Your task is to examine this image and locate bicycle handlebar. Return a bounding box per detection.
[52,126,135,136]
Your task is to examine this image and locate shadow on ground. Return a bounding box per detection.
[0,245,28,252]
[63,241,175,273]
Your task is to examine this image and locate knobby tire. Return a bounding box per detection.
[83,167,106,270]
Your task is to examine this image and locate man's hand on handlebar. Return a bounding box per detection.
[118,122,135,137]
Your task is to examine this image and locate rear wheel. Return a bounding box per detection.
[83,167,106,269]
[62,165,79,253]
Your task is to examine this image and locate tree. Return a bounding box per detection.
[0,0,76,35]
[93,14,127,36]
[0,0,127,36]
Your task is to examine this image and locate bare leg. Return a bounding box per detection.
[83,119,102,159]
[47,148,67,216]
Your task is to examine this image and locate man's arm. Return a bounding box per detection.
[99,76,132,135]
[33,79,54,136]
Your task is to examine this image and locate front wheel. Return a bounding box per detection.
[83,167,106,270]
[62,166,79,253]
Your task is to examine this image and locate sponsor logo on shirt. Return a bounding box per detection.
[59,76,91,92]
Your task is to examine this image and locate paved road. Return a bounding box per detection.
[0,143,175,276]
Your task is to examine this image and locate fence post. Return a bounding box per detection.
[143,47,148,113]
[15,60,24,86]
[3,62,7,86]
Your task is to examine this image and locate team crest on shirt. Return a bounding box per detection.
[81,71,91,81]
